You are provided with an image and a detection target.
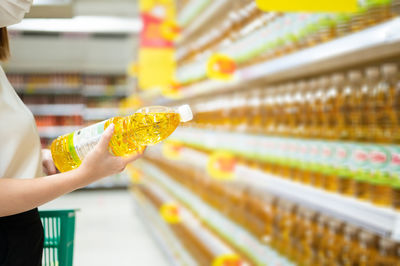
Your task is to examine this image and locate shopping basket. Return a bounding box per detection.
[39,210,77,266]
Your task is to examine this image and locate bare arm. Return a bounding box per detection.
[0,124,143,217]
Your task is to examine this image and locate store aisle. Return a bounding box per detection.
[42,190,170,266]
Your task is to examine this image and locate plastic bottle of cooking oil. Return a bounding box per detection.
[333,73,351,140]
[314,76,331,139]
[324,73,344,140]
[357,230,379,266]
[304,79,317,139]
[294,81,307,138]
[363,67,380,142]
[375,237,398,265]
[347,70,363,140]
[325,219,345,265]
[51,105,193,172]
[373,64,395,143]
[341,224,360,266]
[380,63,399,143]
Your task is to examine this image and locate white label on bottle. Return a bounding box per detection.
[73,121,106,161]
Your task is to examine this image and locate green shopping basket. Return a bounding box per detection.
[39,210,77,266]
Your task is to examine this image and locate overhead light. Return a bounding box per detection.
[8,16,142,34]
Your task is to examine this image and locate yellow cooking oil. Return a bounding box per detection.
[347,70,363,141]
[51,105,192,172]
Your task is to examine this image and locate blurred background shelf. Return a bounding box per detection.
[83,108,121,121]
[15,87,82,95]
[133,190,199,266]
[178,0,229,45]
[27,104,85,115]
[37,125,82,138]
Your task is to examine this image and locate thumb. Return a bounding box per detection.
[97,123,115,152]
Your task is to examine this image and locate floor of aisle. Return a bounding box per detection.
[42,189,170,266]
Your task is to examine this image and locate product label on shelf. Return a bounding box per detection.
[207,151,236,181]
[369,145,390,170]
[321,142,335,165]
[334,143,351,167]
[388,146,400,173]
[73,120,106,161]
[212,254,242,266]
[162,140,183,160]
[160,202,181,224]
[351,144,370,170]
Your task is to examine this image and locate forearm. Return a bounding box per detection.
[0,168,87,217]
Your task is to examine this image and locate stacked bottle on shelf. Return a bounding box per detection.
[145,155,400,266]
[176,0,399,84]
[185,61,400,209]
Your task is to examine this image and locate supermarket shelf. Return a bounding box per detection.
[175,17,400,100]
[37,125,81,138]
[83,107,120,121]
[138,180,245,263]
[85,172,131,189]
[82,85,127,97]
[15,87,82,95]
[179,0,229,45]
[152,146,400,241]
[235,165,400,241]
[27,104,85,116]
[133,190,199,266]
[139,160,294,266]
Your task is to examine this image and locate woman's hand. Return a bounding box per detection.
[42,149,57,175]
[77,124,144,187]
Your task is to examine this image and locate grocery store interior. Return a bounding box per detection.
[2,0,400,265]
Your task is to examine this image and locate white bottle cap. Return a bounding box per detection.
[177,104,193,122]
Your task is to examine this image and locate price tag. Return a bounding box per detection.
[207,151,237,181]
[212,254,243,266]
[160,20,181,41]
[162,140,183,160]
[207,54,236,81]
[160,202,181,224]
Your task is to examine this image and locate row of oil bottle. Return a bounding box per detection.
[144,155,400,266]
[176,0,399,83]
[190,61,400,144]
[170,127,400,209]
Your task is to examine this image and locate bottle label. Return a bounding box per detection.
[73,120,106,161]
[321,142,334,165]
[335,143,350,167]
[388,146,400,173]
[351,144,370,169]
[369,145,389,170]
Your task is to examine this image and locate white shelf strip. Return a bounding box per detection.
[179,18,400,99]
[139,161,294,266]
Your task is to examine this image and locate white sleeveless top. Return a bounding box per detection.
[0,66,43,178]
